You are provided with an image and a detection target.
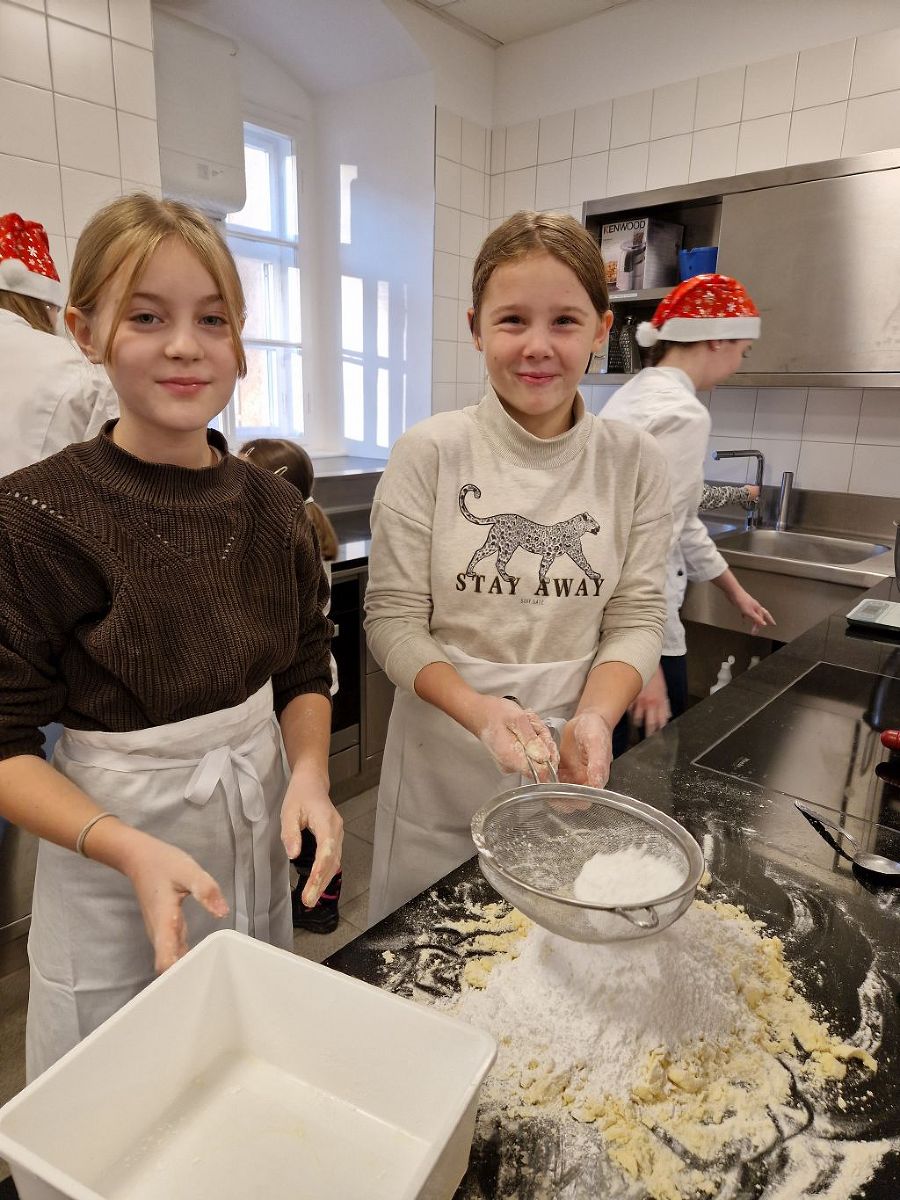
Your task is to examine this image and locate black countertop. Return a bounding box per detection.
[326,574,900,1198]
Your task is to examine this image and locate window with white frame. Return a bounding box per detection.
[224,122,303,441]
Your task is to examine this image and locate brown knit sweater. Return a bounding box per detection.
[0,424,332,760]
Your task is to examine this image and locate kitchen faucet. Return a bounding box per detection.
[712,449,765,528]
[775,471,793,532]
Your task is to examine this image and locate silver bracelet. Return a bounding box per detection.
[75,811,117,857]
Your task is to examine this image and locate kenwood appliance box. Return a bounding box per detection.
[599,216,683,293]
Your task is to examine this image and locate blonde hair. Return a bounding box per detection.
[68,193,247,375]
[471,211,610,334]
[240,438,338,561]
[0,289,56,335]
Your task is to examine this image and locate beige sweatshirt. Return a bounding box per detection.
[364,388,672,694]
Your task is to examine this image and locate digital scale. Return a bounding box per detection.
[846,597,900,634]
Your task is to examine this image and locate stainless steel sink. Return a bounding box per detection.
[716,529,890,566]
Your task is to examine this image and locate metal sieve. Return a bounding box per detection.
[470,782,705,943]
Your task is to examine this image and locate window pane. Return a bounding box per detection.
[228,145,272,233]
[342,360,364,441]
[290,350,304,435]
[235,346,277,429]
[285,154,299,240]
[231,237,300,344]
[377,280,389,359]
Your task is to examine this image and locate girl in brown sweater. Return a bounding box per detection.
[0,194,342,1077]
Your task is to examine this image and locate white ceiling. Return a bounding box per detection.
[411,0,639,45]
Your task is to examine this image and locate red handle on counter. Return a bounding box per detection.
[881,729,900,750]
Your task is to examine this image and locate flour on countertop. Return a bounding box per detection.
[573,846,687,907]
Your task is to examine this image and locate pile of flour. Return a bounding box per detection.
[450,895,756,1103]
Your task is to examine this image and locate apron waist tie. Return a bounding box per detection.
[183,743,272,942]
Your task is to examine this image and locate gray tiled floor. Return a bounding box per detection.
[0,786,378,1186]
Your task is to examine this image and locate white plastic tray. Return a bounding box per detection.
[0,930,496,1200]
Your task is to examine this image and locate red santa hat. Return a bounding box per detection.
[636,273,761,348]
[0,213,65,306]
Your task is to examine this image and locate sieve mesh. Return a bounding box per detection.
[471,784,705,944]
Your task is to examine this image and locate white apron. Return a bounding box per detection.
[26,681,293,1080]
[367,645,594,927]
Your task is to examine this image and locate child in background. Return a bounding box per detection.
[0,194,341,1078]
[240,438,343,934]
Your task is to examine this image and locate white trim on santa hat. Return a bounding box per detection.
[0,257,65,306]
[636,315,761,347]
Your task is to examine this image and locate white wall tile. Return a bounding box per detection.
[48,17,115,106]
[433,250,457,299]
[489,172,504,219]
[794,38,854,109]
[0,1,51,88]
[433,294,460,342]
[569,152,607,205]
[47,0,108,34]
[60,165,121,238]
[694,66,745,130]
[435,108,461,162]
[746,437,801,485]
[460,119,485,171]
[457,299,471,341]
[535,159,570,210]
[646,134,691,190]
[456,382,483,409]
[856,389,900,445]
[8,0,44,10]
[112,40,156,119]
[736,113,790,175]
[117,111,159,185]
[849,444,900,498]
[434,203,460,254]
[505,120,538,171]
[651,78,697,140]
[787,103,847,166]
[504,166,536,212]
[607,142,648,197]
[459,164,484,216]
[431,382,456,415]
[457,255,473,303]
[573,99,612,156]
[709,387,755,438]
[0,78,58,162]
[610,89,652,148]
[843,90,900,156]
[55,93,119,175]
[705,437,752,484]
[435,156,460,207]
[753,388,807,440]
[432,338,457,384]
[689,124,738,182]
[0,151,64,235]
[796,441,853,492]
[109,0,152,49]
[457,341,482,384]
[743,53,797,120]
[538,109,574,164]
[489,127,505,175]
[458,211,484,258]
[123,179,160,199]
[802,388,862,442]
[851,26,900,97]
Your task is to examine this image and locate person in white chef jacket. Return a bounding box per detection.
[0,212,118,478]
[600,274,775,747]
[364,211,673,926]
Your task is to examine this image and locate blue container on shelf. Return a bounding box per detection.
[678,246,718,280]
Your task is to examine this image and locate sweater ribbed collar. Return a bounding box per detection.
[70,420,240,507]
[471,386,592,469]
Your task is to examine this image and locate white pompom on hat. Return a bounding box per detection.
[0,212,65,306]
[636,273,761,348]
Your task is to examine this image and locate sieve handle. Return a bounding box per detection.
[614,906,659,929]
[502,694,560,784]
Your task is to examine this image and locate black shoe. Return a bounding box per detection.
[292,871,342,934]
